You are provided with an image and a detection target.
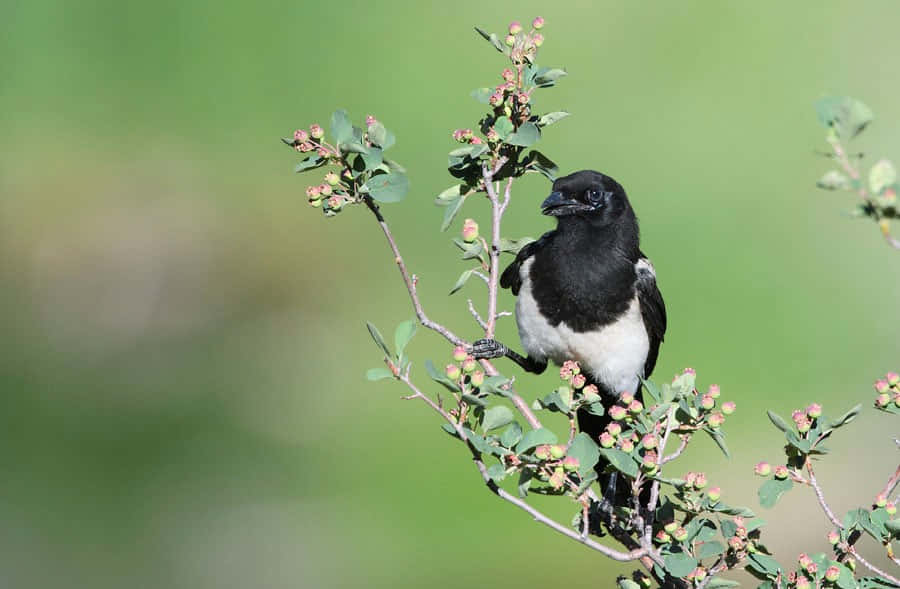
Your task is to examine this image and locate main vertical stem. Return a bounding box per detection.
[486,180,501,337]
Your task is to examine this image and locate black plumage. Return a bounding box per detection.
[471,170,666,491]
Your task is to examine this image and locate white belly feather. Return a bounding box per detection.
[515,258,649,395]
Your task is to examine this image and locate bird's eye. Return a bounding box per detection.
[587,189,604,205]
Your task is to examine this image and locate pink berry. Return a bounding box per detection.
[876,379,890,394]
[319,183,332,196]
[365,114,377,126]
[806,402,822,418]
[888,372,900,386]
[754,462,772,477]
[452,345,467,362]
[461,218,479,243]
[562,455,579,471]
[599,432,615,448]
[532,33,543,47]
[641,434,657,449]
[707,486,721,501]
[694,472,708,489]
[700,394,715,410]
[606,423,621,436]
[532,16,544,29]
[508,21,522,34]
[773,465,789,480]
[294,129,309,142]
[582,384,600,400]
[502,68,515,82]
[298,142,313,152]
[609,405,627,421]
[445,364,461,380]
[721,401,736,415]
[571,373,586,389]
[306,185,321,198]
[708,383,721,398]
[620,391,634,404]
[825,566,840,582]
[827,530,840,544]
[535,445,551,460]
[628,399,643,414]
[504,34,515,47]
[470,370,485,387]
[462,355,477,373]
[309,124,324,139]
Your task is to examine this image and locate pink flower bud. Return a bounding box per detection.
[792,409,806,424]
[707,486,721,501]
[306,185,321,198]
[535,445,551,460]
[876,379,891,393]
[486,129,500,142]
[508,21,523,34]
[549,444,566,459]
[773,465,789,480]
[806,402,822,418]
[445,364,461,380]
[571,373,586,389]
[708,383,721,398]
[641,434,657,449]
[728,536,744,550]
[502,68,515,82]
[721,401,736,415]
[365,114,377,127]
[583,384,600,401]
[796,575,811,589]
[628,399,643,414]
[532,33,544,47]
[470,370,485,387]
[754,462,772,476]
[654,530,670,543]
[606,422,622,436]
[319,183,332,196]
[796,417,811,433]
[619,438,634,452]
[806,563,818,575]
[700,394,715,410]
[875,492,888,507]
[599,432,615,448]
[452,129,465,142]
[462,355,477,373]
[504,34,515,47]
[798,553,812,568]
[888,372,900,386]
[694,472,708,489]
[532,16,544,29]
[318,148,330,158]
[309,124,324,139]
[708,412,725,428]
[620,391,634,404]
[562,455,579,471]
[641,451,658,470]
[326,195,343,211]
[294,129,309,142]
[609,405,627,421]
[683,367,696,376]
[887,501,897,515]
[735,526,748,539]
[452,345,467,362]
[298,142,313,152]
[876,392,891,407]
[489,92,504,107]
[517,92,529,105]
[461,218,479,243]
[325,171,340,186]
[827,530,840,544]
[825,566,840,582]
[672,527,688,541]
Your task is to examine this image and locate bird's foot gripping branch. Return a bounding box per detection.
[282,18,900,589]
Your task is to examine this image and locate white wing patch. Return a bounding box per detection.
[515,258,650,395]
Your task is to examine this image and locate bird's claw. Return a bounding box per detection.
[469,338,506,360]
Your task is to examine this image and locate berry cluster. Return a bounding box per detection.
[874,371,900,411]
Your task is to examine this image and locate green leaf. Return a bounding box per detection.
[828,404,862,429]
[712,503,756,518]
[449,269,474,295]
[480,375,511,396]
[499,237,535,255]
[366,367,393,381]
[758,478,793,508]
[533,68,567,87]
[767,410,790,433]
[361,146,383,170]
[663,551,698,578]
[394,319,416,358]
[493,116,514,139]
[462,393,487,407]
[449,144,488,159]
[505,122,540,147]
[365,321,390,356]
[482,406,514,432]
[440,195,467,231]
[500,422,523,448]
[463,427,491,454]
[568,432,600,477]
[746,553,782,578]
[473,26,505,52]
[815,96,874,140]
[294,155,325,173]
[617,579,641,589]
[424,359,459,392]
[599,447,639,478]
[523,149,558,180]
[341,141,369,154]
[517,469,533,497]
[367,122,395,150]
[516,428,558,453]
[486,463,507,482]
[817,170,850,190]
[537,111,571,127]
[470,87,494,104]
[365,172,408,203]
[696,540,725,560]
[435,184,462,204]
[706,579,741,588]
[705,427,730,457]
[330,108,352,144]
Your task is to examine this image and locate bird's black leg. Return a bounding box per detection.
[469,339,547,374]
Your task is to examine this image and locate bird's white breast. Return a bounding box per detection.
[515,258,650,395]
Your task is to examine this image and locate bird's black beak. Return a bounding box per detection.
[541,191,586,216]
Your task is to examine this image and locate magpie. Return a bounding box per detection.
[470,170,666,489]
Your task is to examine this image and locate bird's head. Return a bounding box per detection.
[541,170,634,228]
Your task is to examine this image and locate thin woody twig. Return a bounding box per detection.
[467,299,488,330]
[806,458,843,529]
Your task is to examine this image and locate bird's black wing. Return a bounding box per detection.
[635,254,667,378]
[500,231,554,295]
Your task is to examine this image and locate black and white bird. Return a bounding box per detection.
[470,169,666,446]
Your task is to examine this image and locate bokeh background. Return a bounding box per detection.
[2,1,900,587]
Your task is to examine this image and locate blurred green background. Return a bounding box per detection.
[2,1,899,587]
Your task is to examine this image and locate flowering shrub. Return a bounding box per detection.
[282,18,900,589]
